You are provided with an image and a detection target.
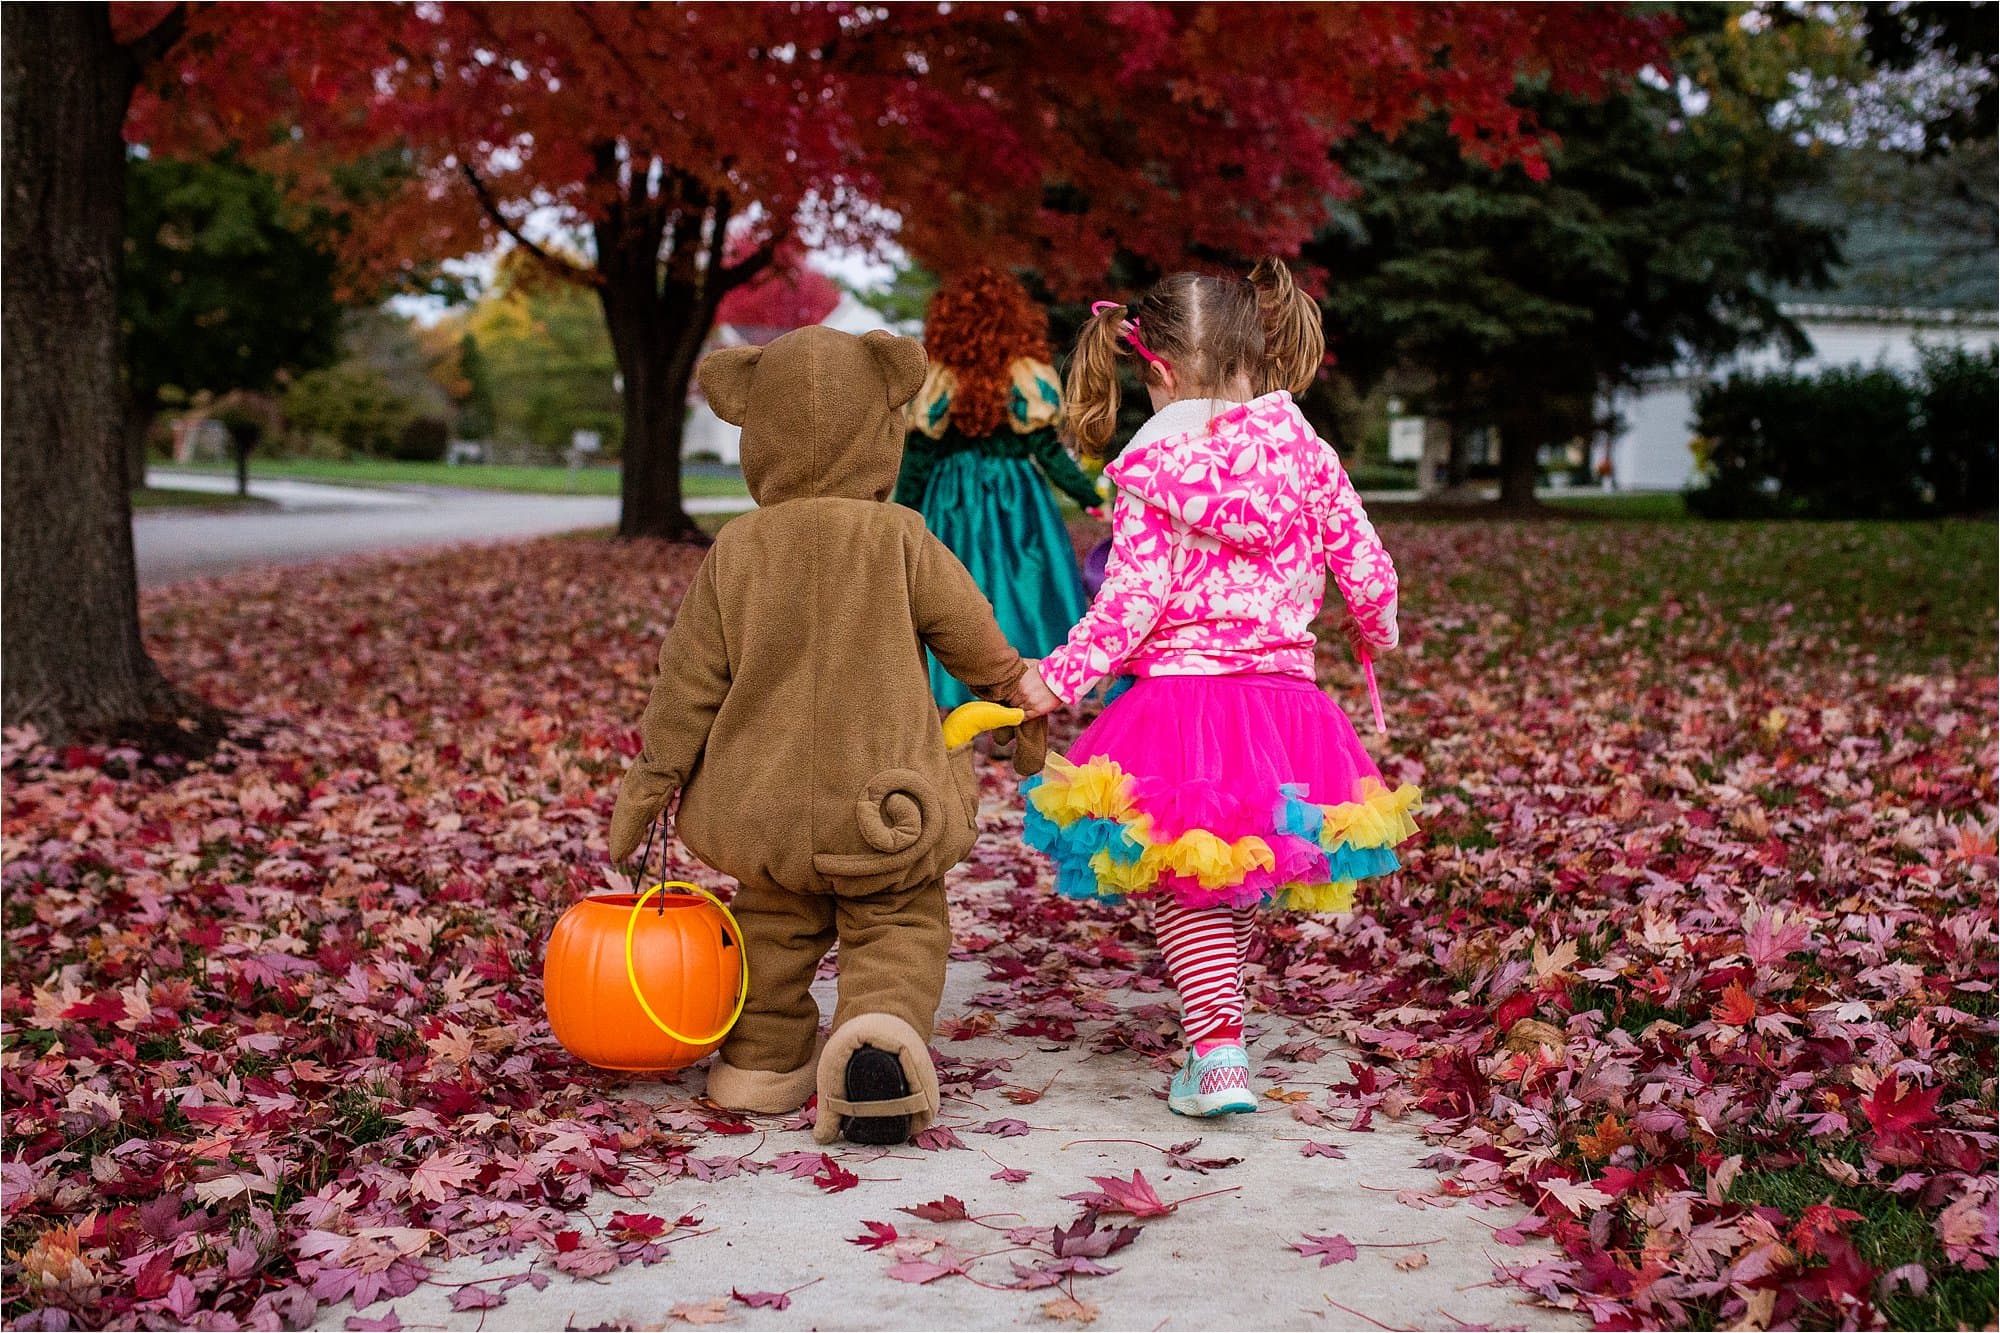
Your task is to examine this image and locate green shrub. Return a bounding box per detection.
[1916,344,1999,514]
[392,417,450,462]
[283,364,418,457]
[1688,345,1997,519]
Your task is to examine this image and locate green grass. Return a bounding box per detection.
[167,457,751,499]
[1433,518,1998,671]
[1728,1163,1996,1331]
[1348,462,1420,492]
[129,486,273,511]
[1545,490,1689,520]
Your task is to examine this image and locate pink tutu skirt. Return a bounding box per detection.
[1021,673,1419,912]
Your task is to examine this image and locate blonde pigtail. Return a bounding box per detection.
[1248,257,1324,396]
[1064,303,1129,457]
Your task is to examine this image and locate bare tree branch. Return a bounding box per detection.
[122,1,189,78]
[699,193,736,304]
[716,227,782,295]
[459,163,597,286]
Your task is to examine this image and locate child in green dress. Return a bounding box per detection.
[895,268,1101,708]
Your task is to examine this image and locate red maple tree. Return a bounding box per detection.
[717,266,844,337]
[131,2,1668,539]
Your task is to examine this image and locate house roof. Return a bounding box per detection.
[1776,153,1997,313]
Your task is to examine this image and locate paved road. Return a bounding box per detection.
[135,471,751,587]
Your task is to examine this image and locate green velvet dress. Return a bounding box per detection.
[895,359,1099,708]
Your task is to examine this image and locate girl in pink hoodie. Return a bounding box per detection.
[1019,260,1419,1117]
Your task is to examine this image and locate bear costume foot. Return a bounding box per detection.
[813,1014,940,1145]
[840,1047,914,1145]
[706,1043,820,1115]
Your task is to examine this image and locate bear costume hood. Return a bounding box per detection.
[698,326,928,507]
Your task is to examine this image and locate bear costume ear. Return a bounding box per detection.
[697,345,763,426]
[861,330,927,410]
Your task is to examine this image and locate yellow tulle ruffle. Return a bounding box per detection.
[1319,779,1422,853]
[1026,755,1418,909]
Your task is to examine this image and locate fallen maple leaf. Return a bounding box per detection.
[605,1212,669,1242]
[1540,1178,1615,1216]
[1063,1170,1175,1218]
[766,1150,827,1179]
[812,1155,858,1193]
[1040,1295,1101,1324]
[1299,1140,1347,1159]
[668,1297,732,1324]
[1712,980,1758,1027]
[884,1254,967,1285]
[1050,1215,1142,1258]
[1860,1079,1942,1143]
[847,1221,899,1250]
[1394,1252,1430,1271]
[1531,937,1579,981]
[899,1195,970,1222]
[344,1315,403,1332]
[1293,1233,1359,1267]
[732,1287,794,1311]
[1165,1139,1242,1172]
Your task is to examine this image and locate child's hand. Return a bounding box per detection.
[1342,617,1390,659]
[1016,662,1061,718]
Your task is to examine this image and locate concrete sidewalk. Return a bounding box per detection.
[308,875,1572,1332]
[146,469,432,511]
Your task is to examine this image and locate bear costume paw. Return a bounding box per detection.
[812,1014,940,1146]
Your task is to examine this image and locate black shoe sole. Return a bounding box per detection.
[841,1046,912,1145]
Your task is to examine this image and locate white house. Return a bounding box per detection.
[1601,304,2000,491]
[682,291,904,464]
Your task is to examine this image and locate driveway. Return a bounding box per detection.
[135,470,748,587]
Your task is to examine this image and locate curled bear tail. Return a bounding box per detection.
[811,768,946,880]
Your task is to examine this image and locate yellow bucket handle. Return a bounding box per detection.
[623,880,749,1047]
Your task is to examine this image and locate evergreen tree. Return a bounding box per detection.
[454,331,497,440]
[1306,5,1842,508]
[122,154,341,482]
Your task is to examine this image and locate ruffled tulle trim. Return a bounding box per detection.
[1021,754,1420,912]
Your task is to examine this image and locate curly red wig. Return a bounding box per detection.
[922,267,1052,438]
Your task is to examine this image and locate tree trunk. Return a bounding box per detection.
[1495,418,1545,512]
[2,5,210,748]
[1445,417,1473,490]
[603,300,708,543]
[593,199,713,544]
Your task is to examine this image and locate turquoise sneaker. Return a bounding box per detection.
[1167,1044,1257,1117]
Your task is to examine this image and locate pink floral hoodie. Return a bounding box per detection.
[1039,391,1399,706]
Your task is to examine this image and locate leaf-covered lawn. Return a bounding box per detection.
[3,519,1993,1330]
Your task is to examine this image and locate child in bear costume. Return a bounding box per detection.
[608,325,1044,1146]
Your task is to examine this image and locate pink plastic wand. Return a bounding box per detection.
[1359,648,1387,735]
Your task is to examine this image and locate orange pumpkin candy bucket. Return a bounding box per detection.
[543,880,748,1072]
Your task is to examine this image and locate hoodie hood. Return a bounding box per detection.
[696,326,929,506]
[1104,391,1323,554]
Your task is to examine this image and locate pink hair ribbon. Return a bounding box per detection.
[1358,648,1387,735]
[1090,299,1169,376]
